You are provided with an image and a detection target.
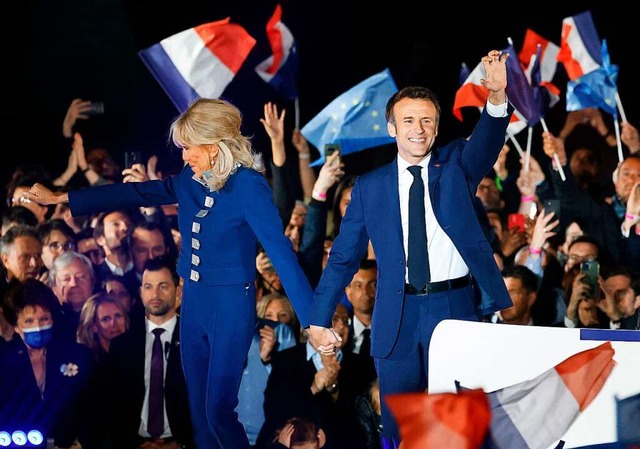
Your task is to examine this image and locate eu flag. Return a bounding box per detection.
[301,68,398,167]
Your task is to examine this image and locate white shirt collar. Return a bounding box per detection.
[352,315,368,337]
[146,315,178,336]
[104,258,134,277]
[397,153,430,176]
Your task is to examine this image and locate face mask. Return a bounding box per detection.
[21,324,54,349]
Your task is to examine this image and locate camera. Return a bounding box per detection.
[86,101,105,115]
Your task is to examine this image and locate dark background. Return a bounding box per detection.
[7,0,636,191]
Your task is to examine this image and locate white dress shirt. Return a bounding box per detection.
[397,100,508,283]
[351,315,370,354]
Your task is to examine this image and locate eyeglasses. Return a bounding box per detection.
[48,241,76,253]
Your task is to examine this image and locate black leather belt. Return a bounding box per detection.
[405,274,471,296]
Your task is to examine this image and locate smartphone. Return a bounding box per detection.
[507,213,526,232]
[324,144,341,165]
[86,101,105,115]
[581,260,600,297]
[124,151,142,168]
[543,199,561,219]
[255,317,279,331]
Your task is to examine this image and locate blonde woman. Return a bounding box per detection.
[24,97,314,449]
[76,292,129,362]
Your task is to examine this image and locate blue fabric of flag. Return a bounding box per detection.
[566,40,618,118]
[503,42,541,126]
[301,68,398,167]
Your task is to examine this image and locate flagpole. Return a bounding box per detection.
[540,117,566,181]
[525,127,532,171]
[294,97,300,130]
[507,133,525,158]
[613,119,624,163]
[615,91,627,123]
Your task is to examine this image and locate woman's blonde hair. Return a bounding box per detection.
[76,292,129,357]
[169,98,265,191]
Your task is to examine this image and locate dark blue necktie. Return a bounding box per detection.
[148,327,165,438]
[359,328,371,357]
[407,165,430,290]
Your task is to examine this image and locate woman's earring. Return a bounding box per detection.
[211,155,216,167]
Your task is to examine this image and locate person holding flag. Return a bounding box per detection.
[306,49,514,448]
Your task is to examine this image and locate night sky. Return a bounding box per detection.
[11,0,636,188]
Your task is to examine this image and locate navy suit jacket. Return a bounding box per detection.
[68,165,312,327]
[310,106,514,358]
[106,316,194,448]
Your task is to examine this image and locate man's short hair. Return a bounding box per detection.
[142,256,180,285]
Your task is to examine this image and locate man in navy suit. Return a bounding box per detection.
[307,49,514,447]
[106,257,194,448]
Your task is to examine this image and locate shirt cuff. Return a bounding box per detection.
[485,96,509,118]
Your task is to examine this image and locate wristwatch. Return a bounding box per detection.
[326,383,338,393]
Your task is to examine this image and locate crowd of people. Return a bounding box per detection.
[1,47,639,449]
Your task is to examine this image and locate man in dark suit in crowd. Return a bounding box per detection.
[106,257,194,448]
[307,49,514,447]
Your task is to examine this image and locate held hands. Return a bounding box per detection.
[480,50,508,104]
[308,325,342,355]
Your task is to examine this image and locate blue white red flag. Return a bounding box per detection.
[519,29,561,109]
[301,68,397,167]
[139,18,256,112]
[557,11,602,80]
[483,342,616,449]
[255,4,299,100]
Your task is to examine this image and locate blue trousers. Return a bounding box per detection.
[375,285,479,447]
[180,281,256,449]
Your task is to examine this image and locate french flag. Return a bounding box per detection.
[519,29,560,86]
[139,18,256,112]
[255,4,299,100]
[385,388,492,449]
[453,60,527,136]
[519,29,561,109]
[557,11,602,80]
[483,342,616,449]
